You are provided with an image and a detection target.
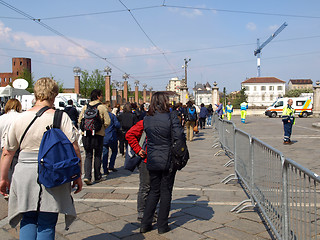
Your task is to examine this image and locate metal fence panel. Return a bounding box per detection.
[234,129,252,191]
[285,158,320,240]
[251,137,284,239]
[222,120,235,155]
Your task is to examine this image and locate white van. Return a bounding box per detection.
[265,97,313,118]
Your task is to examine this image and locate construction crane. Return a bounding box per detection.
[254,22,288,77]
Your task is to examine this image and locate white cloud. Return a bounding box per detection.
[246,22,257,31]
[168,6,204,18]
[0,21,12,40]
[268,24,279,32]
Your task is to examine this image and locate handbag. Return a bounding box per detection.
[170,114,189,171]
[124,131,146,172]
[193,125,199,133]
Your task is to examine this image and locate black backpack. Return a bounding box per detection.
[185,107,197,122]
[80,103,102,135]
[170,114,189,170]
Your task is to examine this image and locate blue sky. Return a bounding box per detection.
[0,0,320,93]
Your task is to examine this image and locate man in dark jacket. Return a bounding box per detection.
[199,103,208,129]
[103,109,121,175]
[64,99,79,128]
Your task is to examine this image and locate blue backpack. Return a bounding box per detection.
[20,107,81,188]
[38,110,81,188]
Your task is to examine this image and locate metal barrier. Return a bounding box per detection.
[213,118,320,240]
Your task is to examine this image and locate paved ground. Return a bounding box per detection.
[230,115,320,174]
[0,123,278,240]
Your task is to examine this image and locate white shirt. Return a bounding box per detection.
[0,110,21,148]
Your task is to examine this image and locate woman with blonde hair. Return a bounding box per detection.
[0,77,82,240]
[0,98,22,182]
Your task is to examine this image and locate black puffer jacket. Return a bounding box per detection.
[144,111,185,171]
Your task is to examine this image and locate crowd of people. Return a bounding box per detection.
[0,77,220,239]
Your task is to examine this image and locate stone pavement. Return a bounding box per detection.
[0,126,273,240]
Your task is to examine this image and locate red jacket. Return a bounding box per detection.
[125,120,147,163]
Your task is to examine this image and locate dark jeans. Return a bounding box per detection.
[199,117,206,129]
[83,135,104,181]
[102,141,118,173]
[119,130,128,155]
[137,161,150,216]
[141,169,176,230]
[283,121,293,141]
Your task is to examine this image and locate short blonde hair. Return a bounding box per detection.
[34,77,59,102]
[4,99,22,113]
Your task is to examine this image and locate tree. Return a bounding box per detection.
[229,88,247,109]
[17,68,34,93]
[285,88,313,97]
[49,74,64,93]
[80,69,105,99]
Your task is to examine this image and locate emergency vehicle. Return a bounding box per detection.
[265,97,312,118]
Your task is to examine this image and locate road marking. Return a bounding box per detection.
[74,198,239,206]
[295,125,320,132]
[82,186,239,192]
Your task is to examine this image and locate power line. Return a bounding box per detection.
[164,5,320,19]
[41,5,162,20]
[0,0,128,74]
[117,0,178,75]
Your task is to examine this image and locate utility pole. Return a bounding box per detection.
[181,58,191,105]
[182,58,191,88]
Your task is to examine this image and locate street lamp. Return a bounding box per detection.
[104,66,112,76]
[112,80,118,89]
[182,58,191,88]
[73,66,81,76]
[134,80,140,86]
[122,73,130,81]
[143,84,147,89]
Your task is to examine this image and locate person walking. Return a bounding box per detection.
[79,89,110,185]
[102,105,121,175]
[184,101,197,141]
[140,92,185,234]
[282,99,295,144]
[0,77,82,240]
[64,99,79,128]
[117,103,138,157]
[0,99,22,183]
[215,102,223,119]
[207,104,213,126]
[240,101,248,123]
[225,102,233,121]
[199,103,208,129]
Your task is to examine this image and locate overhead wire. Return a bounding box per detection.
[0,0,128,75]
[163,5,320,19]
[117,0,179,76]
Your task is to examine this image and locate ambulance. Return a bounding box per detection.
[265,97,312,118]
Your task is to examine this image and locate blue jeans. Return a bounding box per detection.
[102,141,118,173]
[207,115,212,125]
[20,211,58,240]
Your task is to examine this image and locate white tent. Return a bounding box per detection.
[0,85,31,97]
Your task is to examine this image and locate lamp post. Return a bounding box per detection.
[149,86,153,101]
[182,58,191,88]
[73,66,81,94]
[111,80,118,107]
[181,58,191,105]
[134,80,140,104]
[143,84,147,103]
[123,73,129,102]
[104,66,112,103]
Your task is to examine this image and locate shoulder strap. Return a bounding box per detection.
[53,110,63,129]
[20,106,51,145]
[139,131,146,146]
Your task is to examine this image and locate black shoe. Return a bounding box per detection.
[140,225,152,233]
[109,168,118,172]
[158,226,171,234]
